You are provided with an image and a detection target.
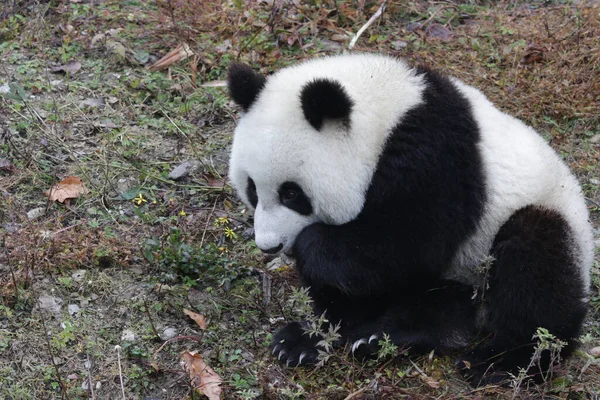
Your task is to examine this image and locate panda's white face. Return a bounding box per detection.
[228,54,425,254]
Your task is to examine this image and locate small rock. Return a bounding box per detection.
[590,346,600,357]
[72,269,87,282]
[0,83,9,93]
[167,161,199,180]
[160,327,178,340]
[37,295,63,314]
[392,40,408,50]
[80,98,105,108]
[590,178,600,185]
[27,207,46,220]
[67,304,81,316]
[589,134,600,144]
[67,373,78,381]
[406,22,422,32]
[121,329,137,342]
[242,227,255,240]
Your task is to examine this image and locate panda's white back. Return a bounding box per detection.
[448,80,593,292]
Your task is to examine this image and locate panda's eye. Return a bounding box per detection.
[246,177,258,208]
[278,182,312,215]
[282,189,297,201]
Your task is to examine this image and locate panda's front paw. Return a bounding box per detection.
[270,321,320,367]
[349,333,381,359]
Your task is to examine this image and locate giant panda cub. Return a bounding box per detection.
[226,53,593,386]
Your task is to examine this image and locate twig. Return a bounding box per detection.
[349,0,388,50]
[115,345,126,400]
[39,309,70,400]
[343,387,366,400]
[85,354,95,400]
[199,198,218,247]
[154,335,203,357]
[585,197,600,208]
[143,297,161,339]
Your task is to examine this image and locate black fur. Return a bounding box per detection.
[227,63,266,112]
[270,67,588,387]
[300,78,353,131]
[457,205,587,386]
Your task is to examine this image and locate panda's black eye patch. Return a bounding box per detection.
[279,182,312,215]
[246,177,258,208]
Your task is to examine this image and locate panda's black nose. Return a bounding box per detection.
[259,243,283,254]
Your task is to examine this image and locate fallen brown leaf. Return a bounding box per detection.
[425,23,453,42]
[45,176,88,203]
[183,308,207,330]
[181,351,222,400]
[148,43,194,71]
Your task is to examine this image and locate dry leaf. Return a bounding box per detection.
[425,23,453,42]
[148,43,194,71]
[180,351,222,400]
[183,309,207,330]
[51,61,81,75]
[45,176,88,203]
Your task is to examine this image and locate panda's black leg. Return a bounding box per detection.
[345,280,478,360]
[457,205,588,387]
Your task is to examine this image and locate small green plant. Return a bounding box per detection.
[510,327,567,394]
[376,333,399,360]
[285,287,341,367]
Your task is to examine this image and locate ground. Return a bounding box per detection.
[0,1,599,399]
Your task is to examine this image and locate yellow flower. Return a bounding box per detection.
[179,209,186,216]
[214,216,229,227]
[133,193,147,206]
[224,227,237,240]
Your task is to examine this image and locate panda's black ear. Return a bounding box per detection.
[227,63,266,112]
[300,78,353,131]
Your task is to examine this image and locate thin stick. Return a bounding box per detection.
[115,345,126,399]
[39,309,69,400]
[348,0,388,50]
[85,354,95,399]
[343,387,366,400]
[154,335,203,357]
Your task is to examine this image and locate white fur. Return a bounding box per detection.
[229,54,425,252]
[448,79,593,293]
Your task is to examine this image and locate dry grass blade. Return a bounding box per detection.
[148,43,194,71]
[180,351,222,400]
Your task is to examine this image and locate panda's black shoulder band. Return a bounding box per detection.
[300,78,353,131]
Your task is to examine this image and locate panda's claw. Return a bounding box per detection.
[278,349,287,360]
[298,351,307,365]
[368,334,379,344]
[351,338,367,354]
[271,345,281,355]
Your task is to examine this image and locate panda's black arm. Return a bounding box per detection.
[293,222,441,295]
